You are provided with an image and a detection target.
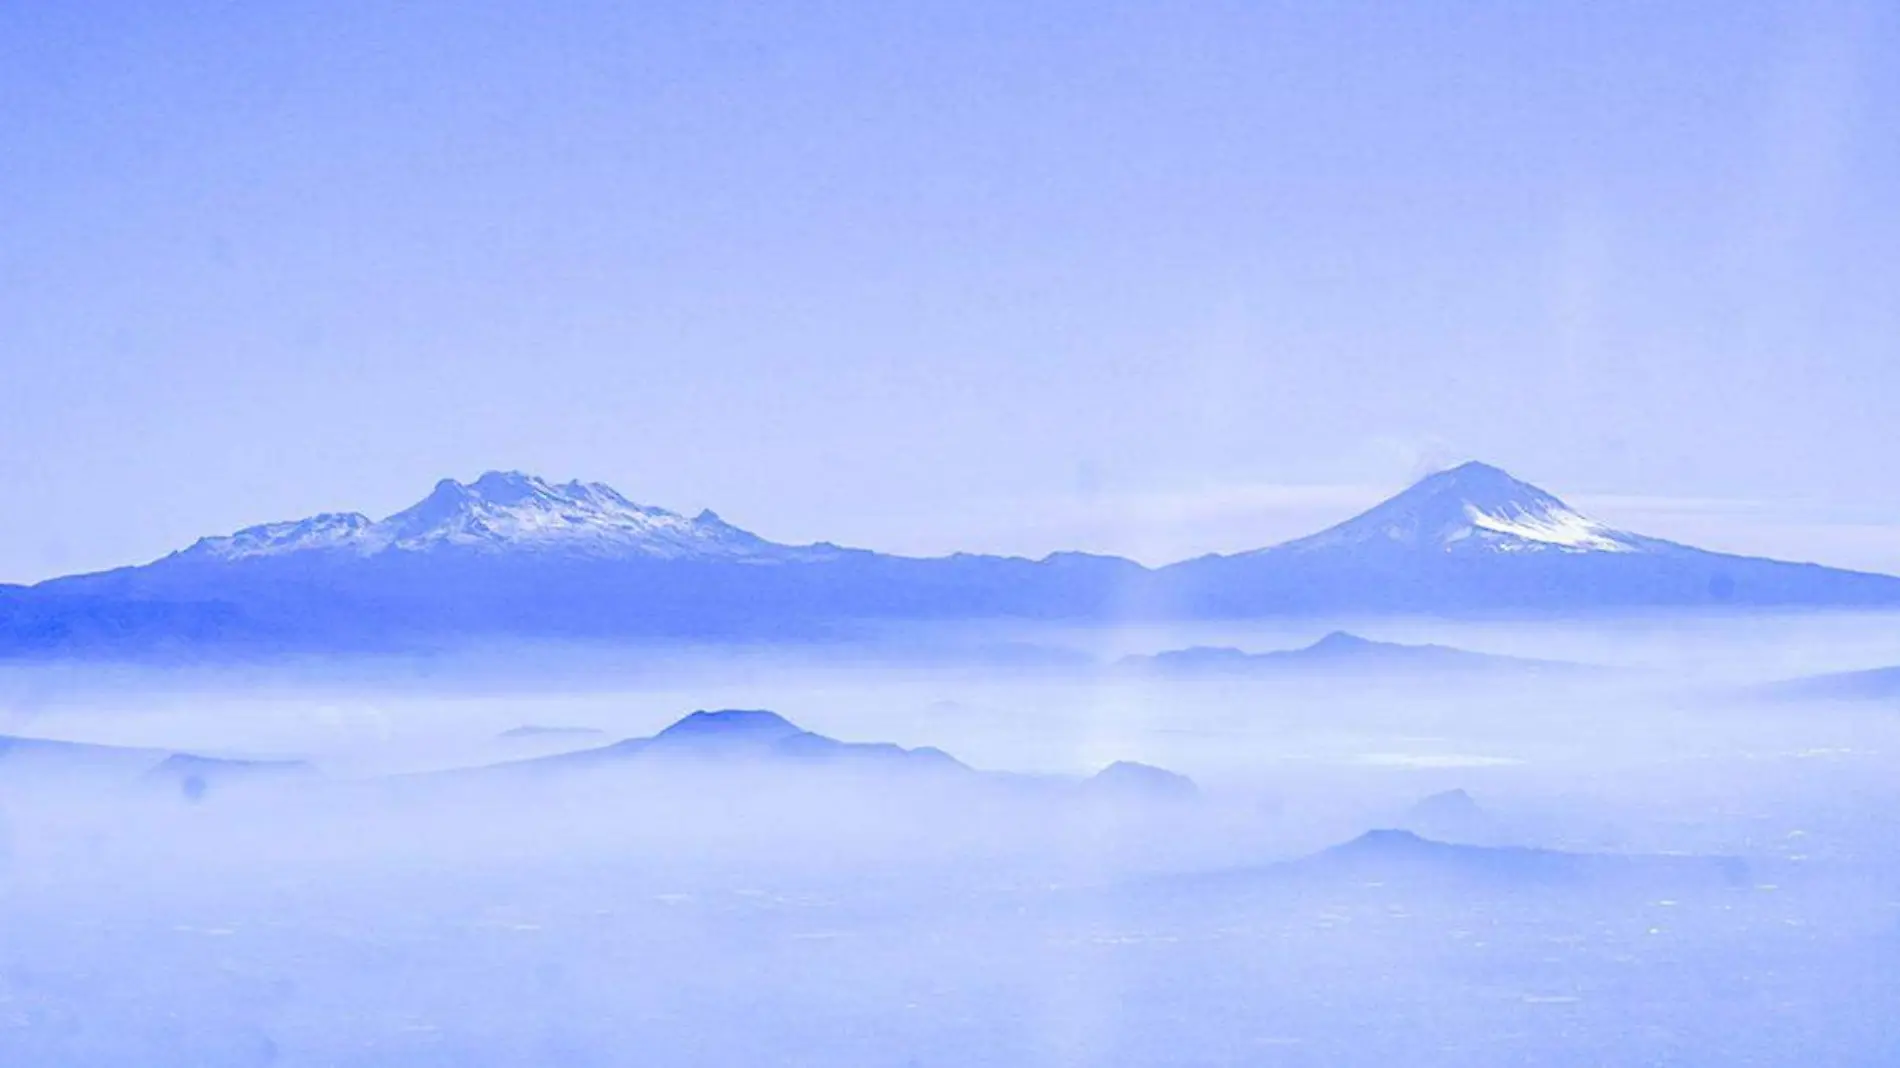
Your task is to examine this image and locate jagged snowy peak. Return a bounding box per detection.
[1274,462,1653,556]
[183,512,379,559]
[176,471,823,562]
[372,472,784,557]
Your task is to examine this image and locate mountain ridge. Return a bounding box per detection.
[171,471,839,564]
[7,462,1899,657]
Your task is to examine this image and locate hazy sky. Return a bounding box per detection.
[3,1,1897,581]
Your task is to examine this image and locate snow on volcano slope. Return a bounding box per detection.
[1271,462,1654,556]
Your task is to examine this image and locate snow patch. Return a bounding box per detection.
[1463,503,1638,553]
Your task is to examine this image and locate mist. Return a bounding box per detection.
[4,613,1898,1066]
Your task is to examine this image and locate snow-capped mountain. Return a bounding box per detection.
[1151,461,1900,616]
[174,471,828,563]
[1270,462,1654,556]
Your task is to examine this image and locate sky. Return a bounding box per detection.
[2,0,1897,581]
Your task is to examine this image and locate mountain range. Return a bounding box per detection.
[5,462,1898,657]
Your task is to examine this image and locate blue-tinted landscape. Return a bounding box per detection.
[5,463,1900,1065]
[5,2,1898,1064]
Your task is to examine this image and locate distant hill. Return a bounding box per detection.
[1080,761,1200,801]
[497,708,970,777]
[486,709,1199,801]
[7,463,1898,657]
[497,725,609,741]
[1400,787,1499,840]
[1132,829,1748,896]
[1119,631,1578,677]
[1288,829,1749,890]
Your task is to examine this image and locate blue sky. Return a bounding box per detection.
[3,1,1897,580]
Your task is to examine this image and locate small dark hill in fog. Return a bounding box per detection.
[501,709,969,776]
[652,708,807,747]
[1291,829,1749,890]
[498,725,608,741]
[1402,788,1496,842]
[1408,788,1482,822]
[1081,761,1199,801]
[488,710,1200,799]
[1308,829,1583,882]
[1120,631,1576,677]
